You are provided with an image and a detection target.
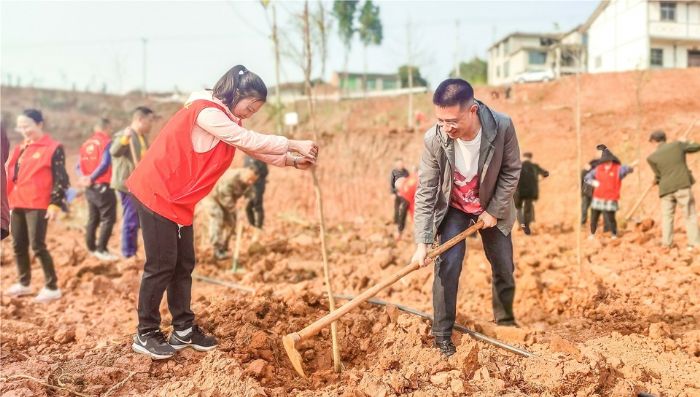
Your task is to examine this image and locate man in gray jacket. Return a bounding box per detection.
[411,79,521,357]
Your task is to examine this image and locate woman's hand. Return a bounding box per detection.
[289,140,319,161]
[45,204,61,221]
[285,153,315,170]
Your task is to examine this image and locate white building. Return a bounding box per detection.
[487,32,560,85]
[585,0,700,72]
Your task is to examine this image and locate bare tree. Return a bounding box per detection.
[261,0,284,134]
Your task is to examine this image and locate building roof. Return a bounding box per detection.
[581,1,610,32]
[333,71,398,80]
[488,31,561,50]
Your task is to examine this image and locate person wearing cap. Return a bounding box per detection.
[514,152,548,235]
[647,130,700,250]
[581,159,599,226]
[584,144,633,239]
[125,65,318,360]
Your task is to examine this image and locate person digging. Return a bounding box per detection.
[204,166,258,260]
[411,79,522,358]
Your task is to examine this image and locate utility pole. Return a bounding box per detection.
[141,37,148,97]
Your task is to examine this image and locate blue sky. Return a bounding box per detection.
[1,0,599,93]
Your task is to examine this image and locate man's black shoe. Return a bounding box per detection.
[132,330,176,360]
[169,325,218,352]
[521,224,531,235]
[496,319,519,327]
[434,339,457,357]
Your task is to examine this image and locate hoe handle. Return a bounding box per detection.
[295,221,484,341]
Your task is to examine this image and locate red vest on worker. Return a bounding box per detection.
[6,134,61,210]
[126,99,238,225]
[79,131,112,185]
[593,162,622,201]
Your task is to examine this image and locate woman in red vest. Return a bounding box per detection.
[584,144,633,239]
[126,65,318,359]
[5,109,69,302]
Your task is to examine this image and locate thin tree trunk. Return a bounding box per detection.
[303,0,341,373]
[575,51,583,276]
[272,3,283,135]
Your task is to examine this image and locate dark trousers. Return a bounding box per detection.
[581,194,592,224]
[515,196,535,226]
[394,195,409,233]
[246,182,265,228]
[85,184,117,252]
[135,200,196,334]
[119,191,140,257]
[433,207,516,337]
[590,209,617,236]
[10,209,58,289]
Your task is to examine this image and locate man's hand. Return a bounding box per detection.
[478,211,497,228]
[411,243,431,268]
[78,175,91,187]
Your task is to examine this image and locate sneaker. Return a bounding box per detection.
[94,251,119,261]
[169,325,217,352]
[521,224,531,236]
[434,338,456,357]
[132,330,176,360]
[4,283,32,297]
[34,287,61,303]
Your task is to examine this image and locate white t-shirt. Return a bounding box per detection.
[454,129,481,180]
[450,128,483,214]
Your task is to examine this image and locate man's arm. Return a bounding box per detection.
[89,142,112,183]
[647,158,661,184]
[110,131,130,158]
[537,164,549,178]
[414,135,441,244]
[682,141,700,153]
[485,118,522,219]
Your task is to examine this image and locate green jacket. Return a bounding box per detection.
[209,168,254,212]
[647,141,700,197]
[109,128,149,192]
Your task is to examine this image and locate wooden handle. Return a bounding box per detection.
[624,183,654,222]
[296,220,483,341]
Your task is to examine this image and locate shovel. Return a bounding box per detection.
[282,220,484,378]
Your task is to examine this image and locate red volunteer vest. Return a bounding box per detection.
[79,131,112,185]
[398,174,418,216]
[593,162,622,201]
[6,134,61,210]
[126,99,237,225]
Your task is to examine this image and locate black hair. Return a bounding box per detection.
[22,108,44,124]
[433,79,474,108]
[95,117,111,130]
[649,130,667,142]
[523,152,533,159]
[212,65,267,110]
[132,106,154,119]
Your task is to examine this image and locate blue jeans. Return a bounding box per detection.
[119,191,140,258]
[432,207,516,337]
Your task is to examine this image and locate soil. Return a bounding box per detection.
[1,69,699,396]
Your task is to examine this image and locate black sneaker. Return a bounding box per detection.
[521,224,531,235]
[169,325,217,352]
[434,338,456,357]
[214,249,230,260]
[132,330,176,360]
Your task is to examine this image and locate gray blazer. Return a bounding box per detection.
[414,100,521,243]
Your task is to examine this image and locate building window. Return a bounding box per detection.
[660,2,676,21]
[528,51,547,65]
[651,48,664,66]
[504,61,510,77]
[504,40,510,54]
[496,66,501,78]
[595,56,602,68]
